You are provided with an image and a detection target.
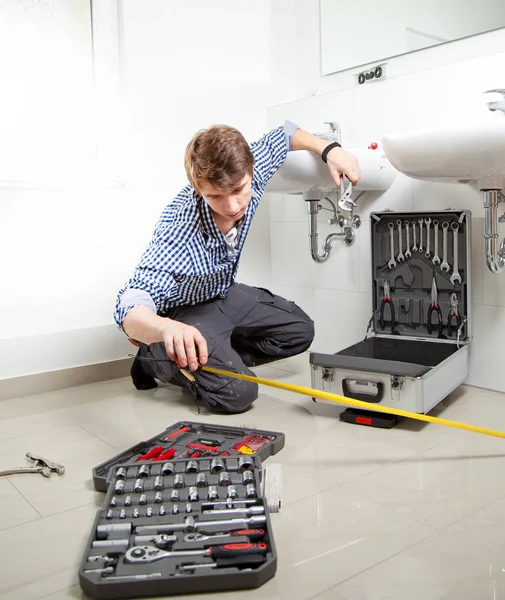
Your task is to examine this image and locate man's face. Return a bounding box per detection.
[197,173,252,222]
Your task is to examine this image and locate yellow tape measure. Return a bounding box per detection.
[202,365,505,441]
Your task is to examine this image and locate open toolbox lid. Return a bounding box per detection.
[92,421,285,493]
[370,209,471,345]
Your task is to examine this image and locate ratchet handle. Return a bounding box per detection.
[208,542,268,559]
[232,529,265,541]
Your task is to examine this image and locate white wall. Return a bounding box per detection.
[266,3,505,392]
[0,0,275,380]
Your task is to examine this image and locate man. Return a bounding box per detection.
[115,121,360,413]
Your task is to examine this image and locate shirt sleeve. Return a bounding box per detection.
[251,120,300,187]
[114,269,178,332]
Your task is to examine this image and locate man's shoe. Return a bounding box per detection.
[130,357,158,390]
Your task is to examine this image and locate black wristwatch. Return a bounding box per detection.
[321,141,341,163]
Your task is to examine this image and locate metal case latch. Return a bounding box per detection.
[390,376,405,402]
[321,368,334,391]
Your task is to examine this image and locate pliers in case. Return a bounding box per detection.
[379,280,395,332]
[447,293,462,337]
[427,277,443,336]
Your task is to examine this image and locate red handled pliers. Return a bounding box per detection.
[447,293,462,337]
[379,280,395,332]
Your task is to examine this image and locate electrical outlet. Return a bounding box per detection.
[356,63,387,85]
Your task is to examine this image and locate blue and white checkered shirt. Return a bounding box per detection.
[114,121,298,330]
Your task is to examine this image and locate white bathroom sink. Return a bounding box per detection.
[265,147,396,194]
[381,120,505,189]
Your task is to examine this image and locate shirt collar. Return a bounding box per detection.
[195,189,249,248]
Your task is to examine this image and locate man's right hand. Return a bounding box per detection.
[159,320,208,372]
[123,306,208,372]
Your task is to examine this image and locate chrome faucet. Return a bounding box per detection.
[484,89,505,114]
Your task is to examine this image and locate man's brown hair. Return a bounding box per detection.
[184,125,254,191]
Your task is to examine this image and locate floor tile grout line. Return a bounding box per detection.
[432,487,505,534]
[74,421,116,449]
[38,583,80,600]
[0,499,99,533]
[306,528,440,600]
[6,476,43,519]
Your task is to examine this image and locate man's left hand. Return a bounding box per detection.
[326,147,361,188]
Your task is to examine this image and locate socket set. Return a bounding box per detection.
[92,421,285,492]
[79,456,276,598]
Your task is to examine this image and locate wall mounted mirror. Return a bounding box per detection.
[320,0,505,75]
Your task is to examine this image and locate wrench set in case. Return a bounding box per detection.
[310,210,472,424]
[92,421,285,492]
[80,455,277,598]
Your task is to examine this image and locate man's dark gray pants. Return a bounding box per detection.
[132,283,315,414]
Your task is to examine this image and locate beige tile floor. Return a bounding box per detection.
[2,354,505,599]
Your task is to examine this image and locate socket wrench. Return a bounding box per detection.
[388,223,396,269]
[450,222,462,285]
[396,220,405,262]
[441,222,450,272]
[432,220,440,265]
[125,542,267,564]
[424,217,432,258]
[404,220,412,258]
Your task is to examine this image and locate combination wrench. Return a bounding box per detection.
[450,222,462,285]
[412,221,418,252]
[396,220,405,263]
[388,222,396,269]
[404,220,412,258]
[432,220,441,265]
[418,218,424,253]
[425,217,432,258]
[441,222,450,272]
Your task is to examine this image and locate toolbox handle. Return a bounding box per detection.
[342,379,384,403]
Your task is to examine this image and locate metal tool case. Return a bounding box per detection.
[310,210,472,422]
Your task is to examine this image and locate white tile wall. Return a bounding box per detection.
[266,47,505,392]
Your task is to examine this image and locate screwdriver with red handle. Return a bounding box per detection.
[125,543,268,563]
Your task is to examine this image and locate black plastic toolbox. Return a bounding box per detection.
[79,456,277,598]
[92,421,285,492]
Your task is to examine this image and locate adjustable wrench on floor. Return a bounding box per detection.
[0,453,65,478]
[450,222,462,285]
